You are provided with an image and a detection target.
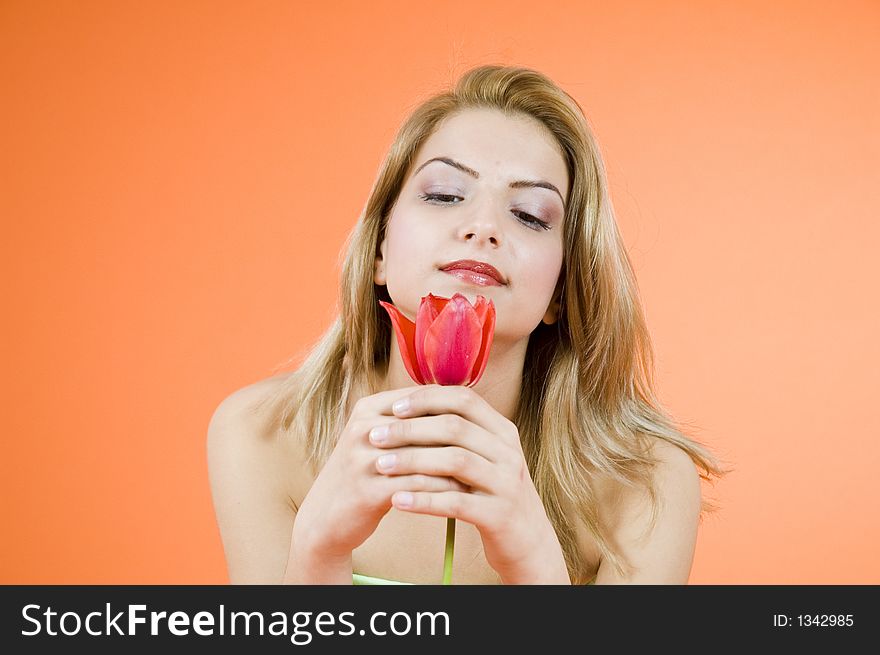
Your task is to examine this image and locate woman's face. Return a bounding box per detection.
[375,108,568,344]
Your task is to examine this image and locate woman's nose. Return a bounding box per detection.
[465,230,498,246]
[458,210,503,246]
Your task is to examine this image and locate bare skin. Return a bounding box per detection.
[208,370,700,585]
[208,372,517,584]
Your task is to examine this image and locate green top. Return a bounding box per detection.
[353,572,414,585]
[352,572,596,585]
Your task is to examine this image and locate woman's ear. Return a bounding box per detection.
[541,297,560,325]
[374,239,387,286]
[541,276,564,325]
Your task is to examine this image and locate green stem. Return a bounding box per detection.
[442,517,456,584]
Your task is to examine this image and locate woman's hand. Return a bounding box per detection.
[291,385,471,563]
[370,384,570,584]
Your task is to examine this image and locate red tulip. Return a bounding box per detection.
[378,292,495,584]
[379,292,496,387]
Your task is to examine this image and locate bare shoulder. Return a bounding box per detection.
[648,438,702,500]
[207,373,299,480]
[206,372,307,584]
[592,437,702,584]
[209,372,291,431]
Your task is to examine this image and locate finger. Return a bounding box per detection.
[391,489,490,525]
[352,384,425,419]
[391,384,517,444]
[368,414,506,463]
[382,473,469,495]
[375,446,495,492]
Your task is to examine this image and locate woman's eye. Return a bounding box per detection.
[419,192,461,204]
[513,211,551,231]
[417,193,551,231]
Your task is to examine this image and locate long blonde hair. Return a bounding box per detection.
[253,64,729,583]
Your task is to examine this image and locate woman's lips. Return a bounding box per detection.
[442,268,503,287]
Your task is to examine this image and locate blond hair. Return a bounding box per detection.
[254,64,730,584]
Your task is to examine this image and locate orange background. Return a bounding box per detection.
[2,1,878,584]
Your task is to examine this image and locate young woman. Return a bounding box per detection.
[207,65,728,585]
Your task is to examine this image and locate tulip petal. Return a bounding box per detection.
[425,293,448,316]
[466,297,495,387]
[378,300,426,385]
[422,294,482,386]
[414,293,444,384]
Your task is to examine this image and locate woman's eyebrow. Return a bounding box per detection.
[414,156,566,208]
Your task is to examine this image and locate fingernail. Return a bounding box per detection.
[392,397,410,414]
[369,425,389,444]
[377,454,397,471]
[394,491,413,508]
